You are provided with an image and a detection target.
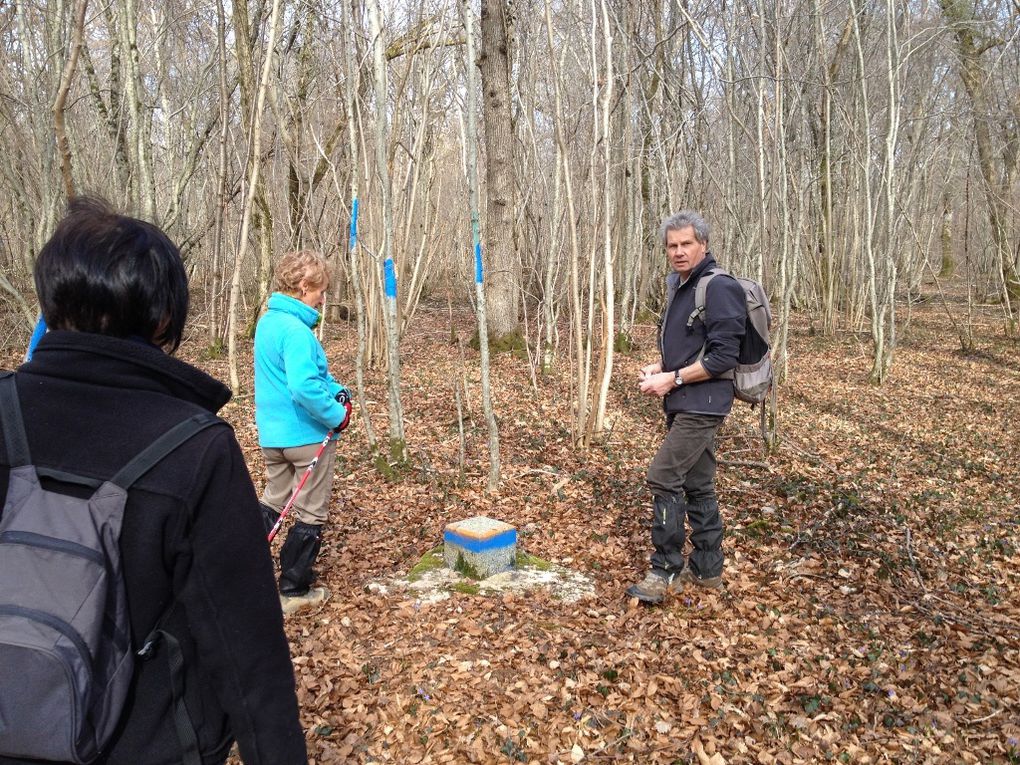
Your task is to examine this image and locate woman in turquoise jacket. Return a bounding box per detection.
[254,251,352,614]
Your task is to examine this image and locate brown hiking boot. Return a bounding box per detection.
[625,570,682,604]
[678,567,723,590]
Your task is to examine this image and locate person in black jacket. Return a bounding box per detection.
[626,210,747,604]
[0,197,308,764]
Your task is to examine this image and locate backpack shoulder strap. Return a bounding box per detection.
[0,371,30,467]
[110,412,224,490]
[687,268,726,328]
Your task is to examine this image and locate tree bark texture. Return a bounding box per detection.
[478,0,521,341]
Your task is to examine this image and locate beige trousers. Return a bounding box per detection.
[261,439,337,526]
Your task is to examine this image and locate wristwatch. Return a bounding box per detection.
[674,370,684,387]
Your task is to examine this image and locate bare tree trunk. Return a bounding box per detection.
[774,24,792,384]
[52,0,88,201]
[939,0,1018,308]
[544,0,587,443]
[541,149,563,374]
[342,0,378,454]
[462,0,501,492]
[753,2,769,286]
[877,0,901,381]
[849,0,888,384]
[233,0,276,318]
[226,0,283,394]
[80,6,130,191]
[591,0,615,436]
[813,4,852,335]
[209,0,231,349]
[115,0,155,219]
[478,0,521,342]
[369,0,407,462]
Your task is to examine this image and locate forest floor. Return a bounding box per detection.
[211,294,1018,765]
[7,295,1017,764]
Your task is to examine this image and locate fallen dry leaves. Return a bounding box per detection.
[8,295,1014,764]
[217,299,1019,764]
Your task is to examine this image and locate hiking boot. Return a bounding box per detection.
[279,522,323,595]
[678,566,723,590]
[625,570,682,604]
[280,586,331,615]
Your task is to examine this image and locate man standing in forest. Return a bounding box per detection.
[627,211,747,604]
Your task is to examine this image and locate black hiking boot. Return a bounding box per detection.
[278,522,323,595]
[278,522,329,614]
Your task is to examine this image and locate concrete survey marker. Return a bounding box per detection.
[443,515,516,579]
[366,516,595,604]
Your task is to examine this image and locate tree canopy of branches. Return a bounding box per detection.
[1,0,1017,462]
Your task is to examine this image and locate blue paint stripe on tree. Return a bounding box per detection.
[26,315,47,361]
[444,528,516,553]
[349,198,359,250]
[474,242,483,284]
[384,258,397,297]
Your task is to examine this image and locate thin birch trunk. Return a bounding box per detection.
[876,0,901,381]
[369,0,407,462]
[226,0,283,394]
[116,0,155,220]
[544,0,587,443]
[774,29,791,384]
[592,0,615,436]
[849,0,883,383]
[754,4,768,285]
[541,150,563,374]
[462,0,500,492]
[343,0,378,453]
[209,0,231,348]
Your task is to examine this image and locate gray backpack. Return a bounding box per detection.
[688,268,774,404]
[0,372,218,764]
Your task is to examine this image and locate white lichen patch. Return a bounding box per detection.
[367,561,596,604]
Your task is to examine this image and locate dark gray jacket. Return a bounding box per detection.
[659,254,746,416]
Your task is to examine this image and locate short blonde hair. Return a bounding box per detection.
[274,250,329,294]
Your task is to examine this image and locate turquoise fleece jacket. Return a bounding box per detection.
[254,293,348,448]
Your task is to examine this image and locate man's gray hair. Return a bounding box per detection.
[660,210,710,247]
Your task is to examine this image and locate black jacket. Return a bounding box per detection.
[0,331,307,765]
[659,254,746,416]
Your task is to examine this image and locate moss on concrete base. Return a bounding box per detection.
[407,546,445,582]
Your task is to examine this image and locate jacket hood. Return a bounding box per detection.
[267,292,320,329]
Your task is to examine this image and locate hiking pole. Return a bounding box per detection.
[266,429,334,543]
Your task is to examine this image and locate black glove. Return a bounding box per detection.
[335,389,353,432]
